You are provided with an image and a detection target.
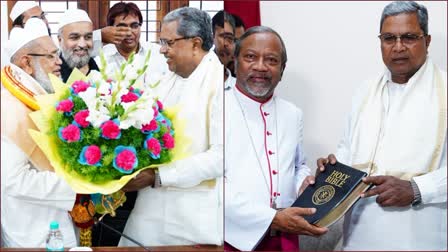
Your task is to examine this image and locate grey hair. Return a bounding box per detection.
[380,1,429,35]
[162,7,213,51]
[234,26,287,70]
[10,39,39,63]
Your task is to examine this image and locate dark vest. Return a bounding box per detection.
[60,55,99,83]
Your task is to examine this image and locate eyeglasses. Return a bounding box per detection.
[159,37,193,48]
[27,50,60,61]
[378,33,425,46]
[218,33,236,44]
[116,22,142,30]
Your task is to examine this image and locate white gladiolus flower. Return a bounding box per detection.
[86,104,111,127]
[78,87,97,108]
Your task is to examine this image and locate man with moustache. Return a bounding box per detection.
[58,9,99,82]
[98,2,167,86]
[119,7,223,246]
[212,10,236,88]
[1,18,78,248]
[317,1,446,250]
[3,1,133,67]
[224,26,327,251]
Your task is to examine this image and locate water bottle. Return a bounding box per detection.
[46,221,64,251]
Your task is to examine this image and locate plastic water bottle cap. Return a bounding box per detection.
[50,221,59,230]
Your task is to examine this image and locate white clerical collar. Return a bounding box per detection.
[8,64,47,95]
[234,83,275,106]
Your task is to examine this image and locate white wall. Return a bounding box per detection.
[1,1,9,66]
[261,1,447,171]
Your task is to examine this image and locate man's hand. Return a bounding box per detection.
[271,207,328,236]
[316,154,337,175]
[361,175,414,207]
[298,175,315,195]
[121,169,156,192]
[101,26,132,45]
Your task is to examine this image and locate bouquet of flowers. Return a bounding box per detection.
[29,52,189,193]
[29,51,189,245]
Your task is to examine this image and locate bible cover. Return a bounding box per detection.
[292,162,372,227]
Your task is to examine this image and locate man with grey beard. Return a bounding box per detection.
[58,9,99,82]
[1,18,77,248]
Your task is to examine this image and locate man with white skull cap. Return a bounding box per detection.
[58,8,99,82]
[1,18,78,248]
[5,1,132,65]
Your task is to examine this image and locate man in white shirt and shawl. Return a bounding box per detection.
[118,7,223,246]
[1,18,78,248]
[318,1,446,250]
[225,26,328,251]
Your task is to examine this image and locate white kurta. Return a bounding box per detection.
[224,68,236,90]
[225,86,310,251]
[119,51,223,246]
[1,65,77,248]
[337,59,447,250]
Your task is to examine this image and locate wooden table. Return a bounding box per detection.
[0,245,223,251]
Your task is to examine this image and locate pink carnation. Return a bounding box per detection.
[145,138,161,155]
[152,106,159,117]
[74,110,90,128]
[115,150,136,171]
[56,99,74,112]
[84,145,101,165]
[156,100,163,111]
[71,80,90,94]
[141,119,158,132]
[121,92,139,103]
[61,124,81,142]
[162,133,175,149]
[101,120,121,139]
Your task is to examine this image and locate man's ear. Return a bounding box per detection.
[192,37,203,50]
[280,64,286,79]
[18,55,34,76]
[425,34,431,52]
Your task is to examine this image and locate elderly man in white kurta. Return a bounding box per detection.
[118,7,223,246]
[1,1,133,68]
[1,18,77,248]
[318,1,446,250]
[225,26,328,251]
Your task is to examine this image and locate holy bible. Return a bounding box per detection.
[292,162,372,227]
